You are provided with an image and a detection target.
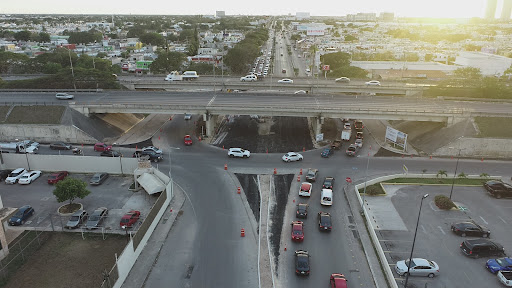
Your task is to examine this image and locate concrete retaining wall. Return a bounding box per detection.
[113,180,173,288]
[0,154,138,175]
[433,137,512,158]
[0,124,97,144]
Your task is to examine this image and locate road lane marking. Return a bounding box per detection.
[207,95,216,106]
[499,216,507,224]
[479,216,488,225]
[437,226,446,235]
[421,225,427,234]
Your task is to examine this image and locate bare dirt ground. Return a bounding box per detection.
[3,232,126,288]
[5,106,65,124]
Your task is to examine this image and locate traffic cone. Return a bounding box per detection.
[241,228,245,237]
[224,164,228,170]
[430,155,432,159]
[300,168,302,175]
[274,168,277,175]
[297,175,300,182]
[199,136,202,141]
[284,245,287,251]
[303,147,305,152]
[223,145,224,150]
[237,187,241,194]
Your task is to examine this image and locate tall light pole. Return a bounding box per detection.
[449,148,462,200]
[361,145,371,210]
[404,193,429,288]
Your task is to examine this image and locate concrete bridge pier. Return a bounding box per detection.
[447,116,470,127]
[203,113,216,138]
[311,116,324,137]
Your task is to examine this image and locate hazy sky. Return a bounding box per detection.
[0,0,501,18]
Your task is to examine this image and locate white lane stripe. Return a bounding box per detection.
[480,216,489,225]
[438,226,446,235]
[499,216,507,224]
[421,225,427,234]
[207,95,216,106]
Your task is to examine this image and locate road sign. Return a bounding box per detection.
[345,177,352,183]
[322,65,330,71]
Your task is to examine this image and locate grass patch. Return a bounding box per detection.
[474,117,512,138]
[384,178,487,185]
[5,106,65,124]
[321,118,339,141]
[358,183,385,195]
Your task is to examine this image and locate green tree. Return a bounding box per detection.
[127,27,145,38]
[66,31,102,44]
[454,67,482,80]
[343,34,357,42]
[42,62,62,74]
[290,34,301,41]
[139,32,165,46]
[14,30,31,41]
[149,50,186,73]
[34,32,50,43]
[437,170,447,178]
[53,177,91,205]
[320,52,351,70]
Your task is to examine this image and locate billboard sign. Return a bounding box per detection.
[322,65,330,71]
[307,29,325,36]
[385,126,407,149]
[316,133,324,142]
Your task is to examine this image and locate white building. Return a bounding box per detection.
[454,51,512,76]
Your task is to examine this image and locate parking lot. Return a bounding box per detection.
[366,184,512,288]
[0,172,157,236]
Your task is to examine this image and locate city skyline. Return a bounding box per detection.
[0,0,504,19]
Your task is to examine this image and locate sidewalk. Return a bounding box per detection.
[115,114,172,145]
[344,184,388,288]
[121,183,186,288]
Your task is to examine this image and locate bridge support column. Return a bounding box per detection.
[310,116,324,137]
[447,116,469,127]
[203,114,216,138]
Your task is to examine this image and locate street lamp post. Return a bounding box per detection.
[113,143,123,175]
[449,148,462,200]
[361,145,372,210]
[404,193,429,288]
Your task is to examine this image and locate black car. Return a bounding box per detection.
[50,142,72,150]
[9,205,35,226]
[460,239,505,258]
[296,203,308,219]
[321,148,333,158]
[295,250,310,276]
[100,150,122,157]
[133,150,163,162]
[0,170,12,181]
[451,221,490,237]
[305,168,318,182]
[484,181,512,199]
[90,173,109,185]
[318,212,332,231]
[322,177,335,189]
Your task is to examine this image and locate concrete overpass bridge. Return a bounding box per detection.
[69,92,489,137]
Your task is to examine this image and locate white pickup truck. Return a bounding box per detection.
[498,271,512,286]
[341,129,352,141]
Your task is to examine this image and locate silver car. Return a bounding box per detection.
[395,258,440,278]
[55,93,74,100]
[65,210,88,229]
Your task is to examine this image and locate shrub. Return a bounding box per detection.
[434,195,456,210]
[360,184,385,195]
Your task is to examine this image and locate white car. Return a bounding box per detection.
[184,113,192,120]
[5,168,28,184]
[240,75,258,82]
[299,182,312,197]
[335,77,351,83]
[282,152,303,162]
[278,79,294,84]
[142,146,162,154]
[395,258,440,278]
[56,93,74,100]
[228,148,250,158]
[343,122,351,130]
[18,171,42,185]
[355,138,363,148]
[294,90,307,94]
[365,80,381,86]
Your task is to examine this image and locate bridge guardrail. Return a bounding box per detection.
[0,89,103,93]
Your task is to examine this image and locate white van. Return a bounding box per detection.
[321,189,333,206]
[182,71,199,80]
[240,75,258,82]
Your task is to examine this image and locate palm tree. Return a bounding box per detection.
[437,170,447,178]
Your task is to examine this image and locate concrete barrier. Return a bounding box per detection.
[0,124,97,144]
[434,137,512,158]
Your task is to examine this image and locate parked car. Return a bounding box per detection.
[184,113,192,120]
[356,131,363,139]
[18,170,42,185]
[48,171,68,184]
[291,221,304,242]
[395,258,440,278]
[278,78,293,84]
[365,80,381,86]
[142,146,162,154]
[460,239,505,258]
[486,257,512,274]
[484,180,512,198]
[85,207,108,229]
[50,142,72,150]
[133,150,163,162]
[355,138,363,148]
[55,93,74,100]
[335,77,350,83]
[9,205,35,226]
[100,150,122,157]
[321,148,334,158]
[94,143,112,152]
[228,148,251,158]
[295,250,310,276]
[343,122,351,130]
[451,221,490,237]
[296,203,308,218]
[120,210,141,229]
[65,210,88,229]
[0,169,12,181]
[330,273,348,288]
[331,140,342,150]
[90,173,109,185]
[5,168,28,184]
[354,120,364,130]
[299,182,312,197]
[346,144,359,156]
[182,135,192,146]
[294,90,307,94]
[318,212,332,231]
[322,177,335,189]
[321,189,333,206]
[282,152,303,162]
[305,168,318,182]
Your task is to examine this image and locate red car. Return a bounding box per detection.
[47,171,69,184]
[94,143,112,152]
[330,273,348,288]
[184,135,192,146]
[120,210,141,229]
[291,221,304,242]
